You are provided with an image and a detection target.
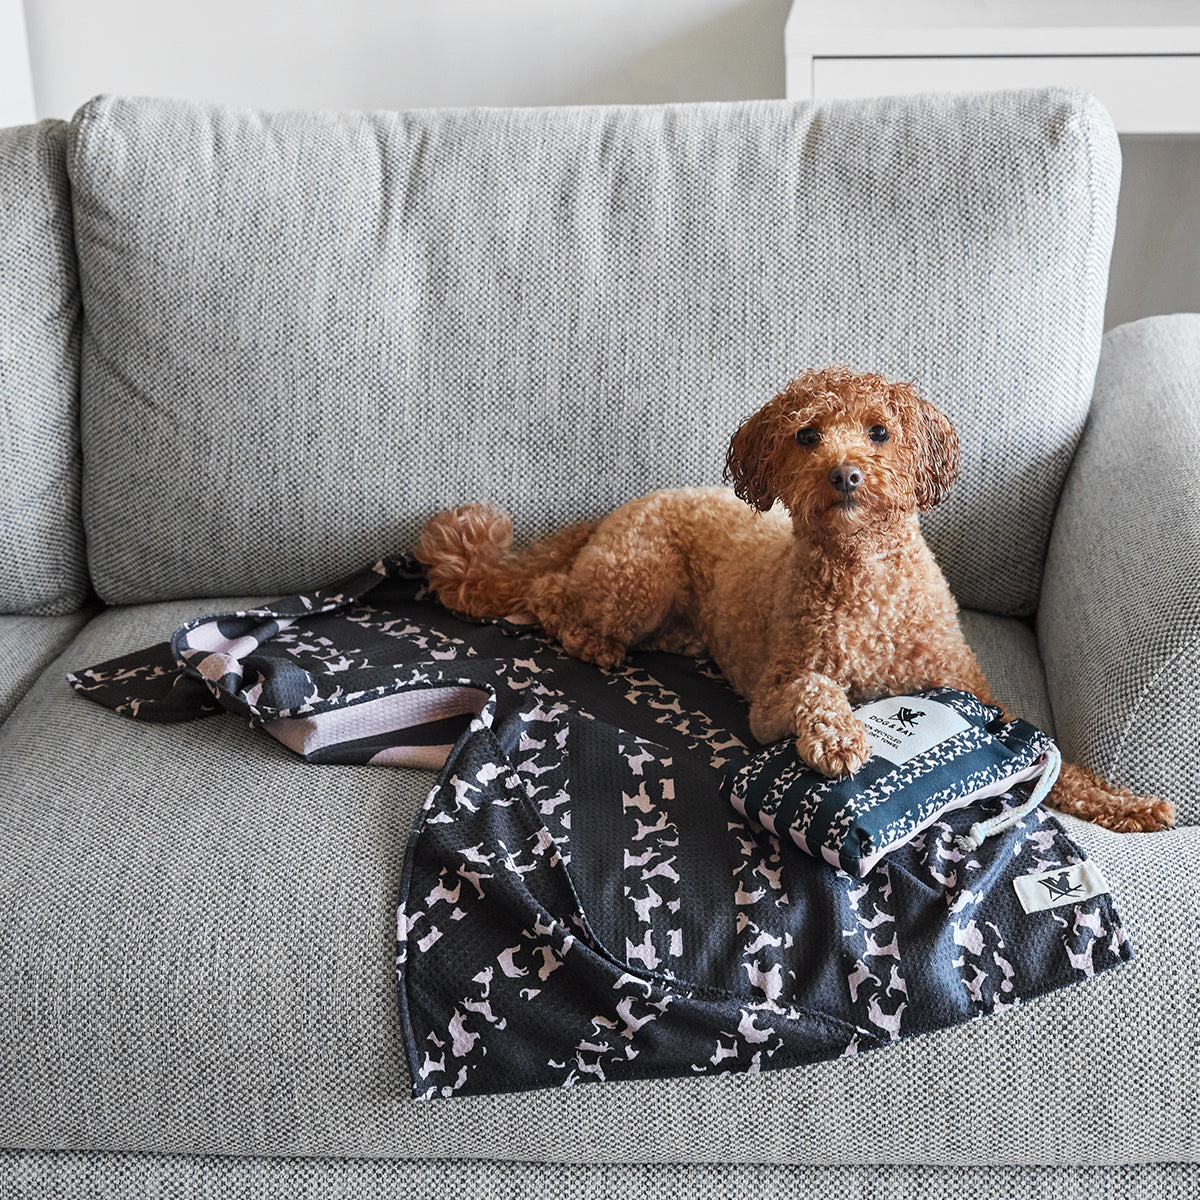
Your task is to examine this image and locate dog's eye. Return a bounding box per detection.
[795,427,821,447]
[868,425,890,444]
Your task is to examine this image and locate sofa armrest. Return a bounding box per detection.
[0,119,87,616]
[1038,314,1200,823]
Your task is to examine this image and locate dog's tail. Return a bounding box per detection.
[414,502,596,620]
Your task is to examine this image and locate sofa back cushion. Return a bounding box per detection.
[0,120,87,615]
[68,91,1118,614]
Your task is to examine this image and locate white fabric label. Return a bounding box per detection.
[1012,861,1111,914]
[852,696,972,765]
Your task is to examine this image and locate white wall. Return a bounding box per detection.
[24,0,789,117]
[1,0,35,125]
[1107,136,1200,330]
[18,0,1200,328]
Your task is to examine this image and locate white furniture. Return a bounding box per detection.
[785,0,1200,134]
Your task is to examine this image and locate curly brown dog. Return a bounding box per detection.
[415,365,1174,833]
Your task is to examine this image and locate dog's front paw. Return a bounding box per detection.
[796,711,870,778]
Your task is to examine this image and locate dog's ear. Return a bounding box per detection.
[725,399,788,512]
[897,384,960,511]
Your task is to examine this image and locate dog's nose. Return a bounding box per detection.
[828,464,864,494]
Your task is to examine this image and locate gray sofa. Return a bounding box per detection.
[1,89,1197,1197]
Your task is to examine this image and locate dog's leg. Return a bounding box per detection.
[530,525,685,671]
[749,670,870,778]
[528,569,630,667]
[963,660,1176,833]
[1046,761,1175,832]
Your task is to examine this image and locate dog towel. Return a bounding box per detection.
[68,556,1133,1100]
[724,689,1062,876]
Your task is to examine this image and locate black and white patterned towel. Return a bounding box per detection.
[68,556,1133,1100]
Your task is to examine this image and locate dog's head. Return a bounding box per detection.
[724,366,959,531]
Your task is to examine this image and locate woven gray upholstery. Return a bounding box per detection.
[0,612,91,722]
[2,1153,1198,1200]
[958,609,1055,738]
[1,601,1194,1166]
[0,120,86,616]
[1039,314,1200,824]
[68,90,1117,615]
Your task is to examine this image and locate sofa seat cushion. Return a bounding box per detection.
[957,609,1055,739]
[68,90,1117,616]
[1,602,1193,1164]
[3,1154,1200,1199]
[0,611,91,722]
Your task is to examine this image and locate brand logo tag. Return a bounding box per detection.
[852,696,971,765]
[1012,861,1111,914]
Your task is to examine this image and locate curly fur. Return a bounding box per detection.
[416,365,1174,833]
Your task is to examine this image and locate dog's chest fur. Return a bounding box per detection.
[698,513,964,705]
[796,530,965,701]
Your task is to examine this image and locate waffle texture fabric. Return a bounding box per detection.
[1,600,1195,1165]
[0,120,87,616]
[2,1153,1198,1200]
[1039,314,1200,824]
[67,90,1118,615]
[64,577,1118,1097]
